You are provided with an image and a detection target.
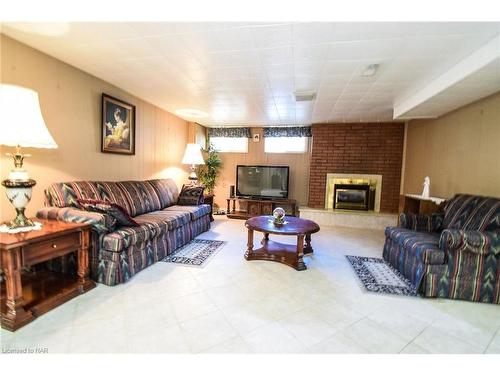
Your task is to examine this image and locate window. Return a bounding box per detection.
[264,137,308,153]
[210,137,248,153]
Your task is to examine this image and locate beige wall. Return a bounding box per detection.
[0,35,190,221]
[213,127,311,210]
[403,91,500,199]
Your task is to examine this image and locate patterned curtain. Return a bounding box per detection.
[263,126,312,137]
[207,127,251,138]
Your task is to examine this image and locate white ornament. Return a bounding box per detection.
[422,176,430,198]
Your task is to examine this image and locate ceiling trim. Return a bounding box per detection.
[393,34,500,119]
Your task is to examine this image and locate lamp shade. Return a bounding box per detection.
[0,84,58,149]
[181,143,205,165]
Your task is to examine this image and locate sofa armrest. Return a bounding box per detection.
[439,229,500,256]
[37,207,116,234]
[400,212,444,233]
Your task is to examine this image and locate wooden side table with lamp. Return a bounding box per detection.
[0,220,96,331]
[0,84,95,331]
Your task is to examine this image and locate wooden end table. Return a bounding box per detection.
[0,219,95,331]
[244,216,320,271]
[203,194,215,222]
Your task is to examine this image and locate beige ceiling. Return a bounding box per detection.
[2,22,500,126]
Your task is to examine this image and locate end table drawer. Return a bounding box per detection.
[22,232,81,266]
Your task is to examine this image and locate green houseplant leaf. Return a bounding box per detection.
[197,143,222,194]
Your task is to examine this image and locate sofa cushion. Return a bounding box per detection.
[45,181,101,207]
[95,181,134,215]
[77,199,139,227]
[102,210,190,252]
[386,227,445,265]
[164,204,211,220]
[177,185,205,205]
[116,181,162,216]
[443,194,500,231]
[147,179,179,208]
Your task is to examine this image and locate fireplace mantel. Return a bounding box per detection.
[325,173,382,212]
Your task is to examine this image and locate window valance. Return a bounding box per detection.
[208,127,251,138]
[263,126,312,138]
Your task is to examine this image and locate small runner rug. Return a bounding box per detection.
[346,255,418,297]
[163,239,225,267]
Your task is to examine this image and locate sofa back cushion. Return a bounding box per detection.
[94,181,133,215]
[115,181,163,217]
[45,181,101,208]
[147,179,179,208]
[443,194,500,231]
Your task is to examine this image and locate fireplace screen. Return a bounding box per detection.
[334,184,370,210]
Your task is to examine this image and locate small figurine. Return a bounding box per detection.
[422,176,430,198]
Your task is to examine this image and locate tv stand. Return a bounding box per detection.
[226,197,298,219]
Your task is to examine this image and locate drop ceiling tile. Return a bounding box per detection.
[293,43,331,63]
[258,46,294,65]
[292,22,336,45]
[323,60,361,75]
[251,24,293,49]
[204,50,260,69]
[265,64,295,79]
[294,61,325,76]
[213,26,255,51]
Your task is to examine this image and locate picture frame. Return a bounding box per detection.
[101,93,136,155]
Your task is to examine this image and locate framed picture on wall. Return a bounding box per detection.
[101,94,136,155]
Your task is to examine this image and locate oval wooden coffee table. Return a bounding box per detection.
[244,215,320,271]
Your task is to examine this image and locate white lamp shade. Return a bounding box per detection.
[181,143,205,165]
[0,84,58,149]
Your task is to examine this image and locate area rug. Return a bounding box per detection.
[346,255,419,297]
[163,239,225,267]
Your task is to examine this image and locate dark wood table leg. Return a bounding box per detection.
[296,234,307,271]
[261,232,269,245]
[303,233,313,255]
[244,229,254,260]
[77,229,96,293]
[1,247,34,331]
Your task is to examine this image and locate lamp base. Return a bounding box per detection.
[4,208,35,229]
[188,165,199,185]
[2,178,37,230]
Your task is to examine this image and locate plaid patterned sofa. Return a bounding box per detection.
[383,194,500,303]
[36,179,211,286]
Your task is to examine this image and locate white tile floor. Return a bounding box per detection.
[1,216,500,354]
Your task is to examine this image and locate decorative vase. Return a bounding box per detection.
[273,207,286,226]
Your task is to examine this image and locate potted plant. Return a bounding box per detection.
[197,143,222,195]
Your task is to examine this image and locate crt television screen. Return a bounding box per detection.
[236,165,289,198]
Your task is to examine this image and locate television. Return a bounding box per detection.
[236,165,289,199]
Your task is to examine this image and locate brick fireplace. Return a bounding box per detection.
[308,123,405,213]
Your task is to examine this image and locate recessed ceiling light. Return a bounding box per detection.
[361,64,380,77]
[174,108,209,118]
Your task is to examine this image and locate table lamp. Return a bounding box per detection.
[0,84,58,229]
[181,143,205,184]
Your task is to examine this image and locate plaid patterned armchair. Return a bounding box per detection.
[37,179,211,286]
[383,194,500,303]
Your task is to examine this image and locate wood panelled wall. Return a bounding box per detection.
[403,91,500,199]
[0,35,190,221]
[211,127,311,210]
